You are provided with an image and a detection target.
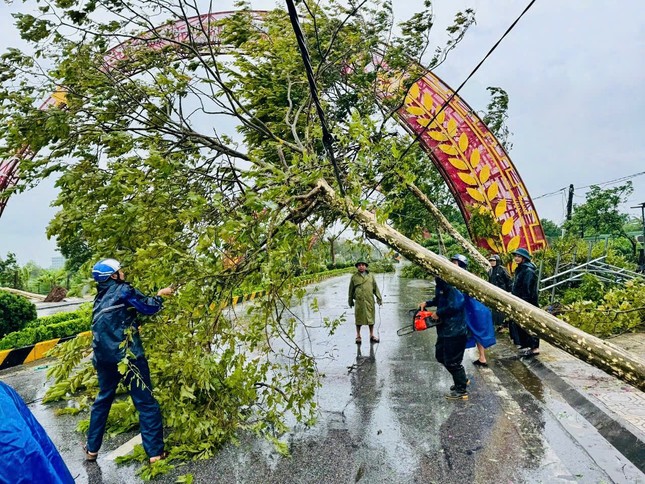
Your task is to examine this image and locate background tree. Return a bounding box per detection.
[540,218,561,238]
[564,183,632,239]
[2,1,643,473]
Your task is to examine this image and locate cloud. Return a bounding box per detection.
[0,0,643,265]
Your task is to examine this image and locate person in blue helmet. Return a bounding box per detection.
[419,254,469,400]
[84,258,173,464]
[509,248,540,357]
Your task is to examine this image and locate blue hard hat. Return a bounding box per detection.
[450,253,468,268]
[92,258,121,282]
[511,247,532,261]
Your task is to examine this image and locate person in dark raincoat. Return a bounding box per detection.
[419,255,469,400]
[487,254,512,329]
[348,261,382,344]
[84,258,173,464]
[0,381,74,484]
[508,248,540,356]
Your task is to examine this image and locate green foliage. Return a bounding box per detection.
[1,0,480,474]
[367,259,395,273]
[560,279,645,338]
[0,290,37,337]
[482,86,513,152]
[0,252,22,288]
[24,307,87,328]
[541,218,561,238]
[560,274,606,305]
[466,204,501,240]
[0,315,91,350]
[400,263,433,280]
[564,183,633,239]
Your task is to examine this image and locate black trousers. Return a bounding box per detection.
[509,321,540,350]
[435,334,468,392]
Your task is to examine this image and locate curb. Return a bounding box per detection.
[524,356,645,473]
[0,269,354,371]
[0,331,91,371]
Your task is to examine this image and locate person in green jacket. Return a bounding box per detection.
[348,261,383,344]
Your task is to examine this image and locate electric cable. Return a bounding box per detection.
[394,0,538,164]
[285,0,346,197]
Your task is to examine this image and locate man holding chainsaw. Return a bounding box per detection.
[419,254,469,401]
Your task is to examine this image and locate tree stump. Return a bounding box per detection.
[44,286,68,303]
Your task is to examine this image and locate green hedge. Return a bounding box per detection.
[24,310,86,329]
[0,317,91,350]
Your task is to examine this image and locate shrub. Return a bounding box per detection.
[0,290,37,338]
[24,309,85,329]
[400,263,433,279]
[0,317,91,350]
[368,259,396,273]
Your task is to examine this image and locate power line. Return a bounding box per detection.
[395,0,538,163]
[533,170,645,201]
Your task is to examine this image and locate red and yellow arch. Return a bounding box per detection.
[0,10,546,255]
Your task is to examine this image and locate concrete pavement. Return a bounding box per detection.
[1,272,643,483]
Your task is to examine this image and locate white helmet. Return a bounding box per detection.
[92,258,121,282]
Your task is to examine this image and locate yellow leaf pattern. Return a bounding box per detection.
[495,199,507,218]
[448,157,468,170]
[447,118,458,137]
[470,149,481,167]
[467,188,485,202]
[501,217,514,236]
[438,144,458,155]
[422,93,433,111]
[428,131,448,142]
[410,83,420,99]
[458,172,478,186]
[479,165,490,184]
[406,106,426,116]
[398,75,536,255]
[506,236,521,252]
[486,238,501,253]
[458,133,468,152]
[487,183,499,200]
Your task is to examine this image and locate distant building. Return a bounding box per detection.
[50,256,66,270]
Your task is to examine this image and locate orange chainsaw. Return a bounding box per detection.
[396,309,441,336]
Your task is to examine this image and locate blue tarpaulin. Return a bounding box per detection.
[0,381,74,484]
[464,295,496,349]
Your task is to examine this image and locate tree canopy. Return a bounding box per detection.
[0,0,489,465]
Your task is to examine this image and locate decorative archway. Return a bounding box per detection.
[0,10,546,254]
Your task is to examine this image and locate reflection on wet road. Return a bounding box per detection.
[2,272,641,483]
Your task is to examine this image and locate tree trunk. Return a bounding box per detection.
[317,178,645,391]
[406,181,491,271]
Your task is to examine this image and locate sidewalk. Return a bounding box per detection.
[488,331,645,475]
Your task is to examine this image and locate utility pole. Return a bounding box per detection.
[566,184,574,220]
[631,202,645,267]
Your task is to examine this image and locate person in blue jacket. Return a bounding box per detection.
[419,254,469,401]
[0,381,74,484]
[84,258,173,464]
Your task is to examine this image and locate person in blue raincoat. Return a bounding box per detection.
[419,255,469,401]
[0,381,74,484]
[84,258,173,464]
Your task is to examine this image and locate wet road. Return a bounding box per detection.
[2,272,643,483]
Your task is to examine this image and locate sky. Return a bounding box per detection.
[0,0,643,266]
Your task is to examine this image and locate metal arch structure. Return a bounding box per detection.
[0,10,547,255]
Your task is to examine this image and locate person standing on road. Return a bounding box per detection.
[84,258,173,464]
[348,261,382,344]
[508,248,540,357]
[419,255,469,401]
[487,254,512,330]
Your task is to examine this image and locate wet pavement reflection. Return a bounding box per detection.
[2,271,639,483]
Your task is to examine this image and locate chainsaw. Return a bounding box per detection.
[396,309,441,336]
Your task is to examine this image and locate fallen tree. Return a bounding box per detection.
[316,178,645,391]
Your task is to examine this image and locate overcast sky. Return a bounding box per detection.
[0,0,643,266]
